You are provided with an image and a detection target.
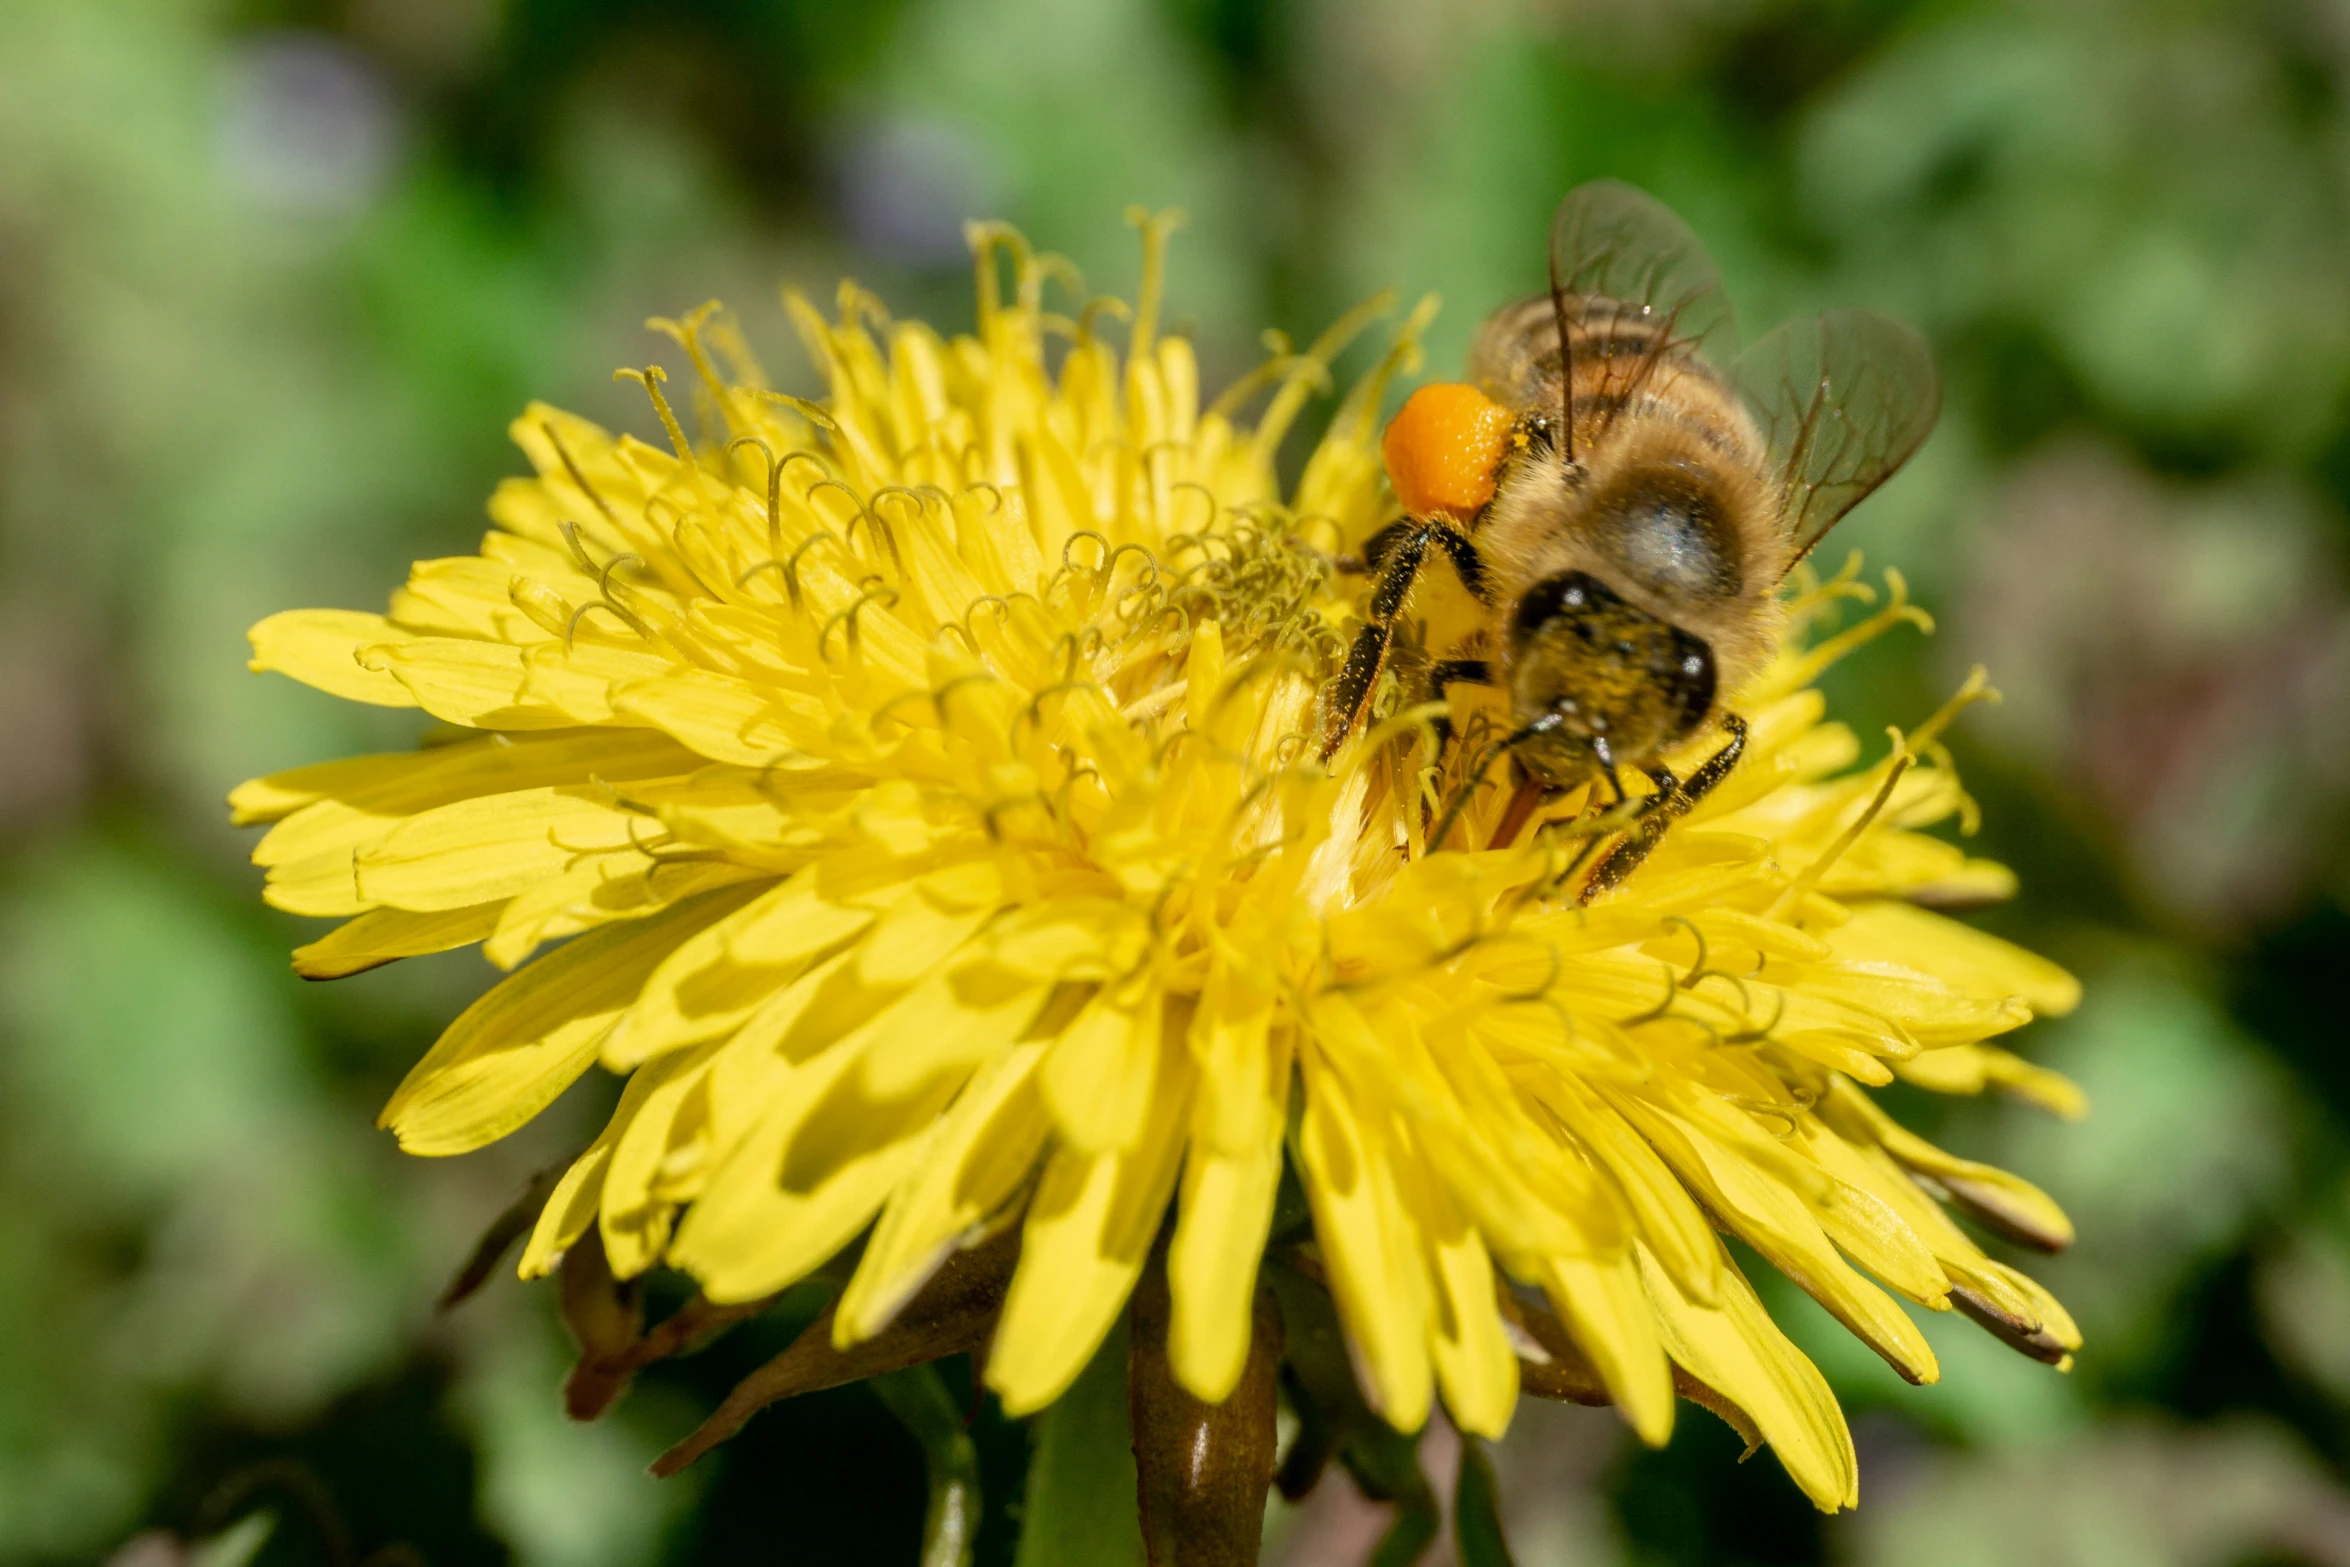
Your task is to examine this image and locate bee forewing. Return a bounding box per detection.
[1545,181,1739,460]
[1732,308,1941,572]
[1547,180,1737,353]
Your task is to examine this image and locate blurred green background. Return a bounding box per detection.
[5,0,2350,1562]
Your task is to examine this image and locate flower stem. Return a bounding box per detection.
[872,1365,981,1567]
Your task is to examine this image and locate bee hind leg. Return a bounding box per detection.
[1578,713,1748,904]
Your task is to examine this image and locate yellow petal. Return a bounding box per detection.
[293,904,503,978]
[1779,960,2031,1047]
[696,951,888,1157]
[355,789,643,912]
[248,609,419,706]
[1637,1241,1858,1513]
[1803,1154,1951,1309]
[1542,1252,1673,1446]
[1293,1031,1433,1432]
[245,730,700,860]
[1611,1088,1939,1386]
[1040,980,1163,1153]
[604,874,871,1070]
[484,859,768,970]
[256,798,424,872]
[381,887,757,1155]
[599,1042,724,1278]
[1166,1118,1284,1404]
[859,960,1048,1096]
[1535,1077,1721,1306]
[988,1037,1193,1416]
[1978,1045,2089,1120]
[521,639,678,725]
[263,849,371,917]
[669,967,1013,1302]
[1823,1077,2074,1250]
[611,670,830,766]
[1401,1158,1518,1440]
[1188,959,1278,1155]
[1894,1044,1988,1095]
[232,750,418,827]
[519,1137,613,1279]
[1830,900,2081,1017]
[835,1040,1053,1343]
[393,556,560,642]
[276,731,698,838]
[361,637,574,729]
[853,879,1000,987]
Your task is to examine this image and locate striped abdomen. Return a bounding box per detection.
[1466,295,1762,472]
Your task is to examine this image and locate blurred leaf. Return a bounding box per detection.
[455,1301,690,1567]
[1453,1436,1517,1567]
[1012,1319,1144,1567]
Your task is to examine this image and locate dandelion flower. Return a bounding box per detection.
[235,213,2083,1520]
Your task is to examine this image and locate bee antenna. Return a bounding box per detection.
[1548,240,1577,467]
[1591,732,1624,804]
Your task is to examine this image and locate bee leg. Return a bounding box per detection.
[1319,620,1392,761]
[1320,524,1442,760]
[1579,768,1678,903]
[1424,523,1492,602]
[1591,734,1626,805]
[1428,658,1493,693]
[1578,714,1748,903]
[1322,514,1499,759]
[1420,659,1495,761]
[1344,523,1410,580]
[1675,711,1748,807]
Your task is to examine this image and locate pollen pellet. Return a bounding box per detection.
[1382,381,1514,519]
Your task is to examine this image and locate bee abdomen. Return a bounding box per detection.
[1470,295,1736,429]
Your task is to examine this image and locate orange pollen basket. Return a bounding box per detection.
[1381,381,1515,520]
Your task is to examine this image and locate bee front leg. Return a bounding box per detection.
[1675,711,1748,803]
[1420,658,1495,755]
[1578,713,1748,903]
[1427,658,1493,693]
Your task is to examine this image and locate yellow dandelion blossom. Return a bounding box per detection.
[234,214,2082,1514]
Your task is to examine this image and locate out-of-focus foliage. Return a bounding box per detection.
[2,0,2348,1563]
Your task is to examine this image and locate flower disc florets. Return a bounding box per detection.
[236,216,2082,1511]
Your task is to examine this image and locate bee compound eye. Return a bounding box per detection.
[1511,570,1621,647]
[1664,627,1717,736]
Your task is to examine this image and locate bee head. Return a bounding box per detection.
[1506,570,1715,788]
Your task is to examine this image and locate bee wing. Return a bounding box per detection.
[1732,308,1941,571]
[1548,181,1736,460]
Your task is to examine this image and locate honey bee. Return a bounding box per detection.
[1321,179,1940,897]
